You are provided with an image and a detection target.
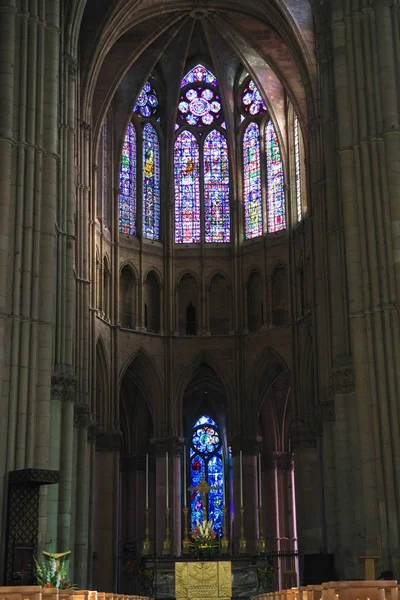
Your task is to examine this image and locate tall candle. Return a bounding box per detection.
[183,446,187,508]
[166,451,169,509]
[239,450,243,508]
[145,453,149,509]
[258,452,262,508]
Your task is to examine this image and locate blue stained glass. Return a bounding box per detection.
[189,414,224,536]
[204,130,230,242]
[243,122,263,239]
[134,80,159,118]
[119,122,136,235]
[266,120,286,232]
[178,85,222,128]
[181,64,218,88]
[208,455,224,534]
[142,123,160,240]
[174,131,200,243]
[194,415,217,427]
[190,455,205,530]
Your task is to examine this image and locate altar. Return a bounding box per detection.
[175,561,232,600]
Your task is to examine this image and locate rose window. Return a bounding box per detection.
[178,87,222,127]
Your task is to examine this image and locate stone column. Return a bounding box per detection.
[232,437,259,555]
[74,403,91,587]
[92,430,121,592]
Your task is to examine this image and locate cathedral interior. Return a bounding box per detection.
[1,0,400,594]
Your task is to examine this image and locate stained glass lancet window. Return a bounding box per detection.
[142,123,160,240]
[190,415,224,535]
[294,114,302,222]
[265,120,286,232]
[102,120,108,224]
[204,130,230,242]
[119,122,136,235]
[243,122,263,239]
[174,131,200,243]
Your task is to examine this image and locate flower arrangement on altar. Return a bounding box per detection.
[34,551,75,589]
[190,519,219,557]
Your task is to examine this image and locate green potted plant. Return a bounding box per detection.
[34,551,74,589]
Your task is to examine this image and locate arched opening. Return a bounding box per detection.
[183,363,229,538]
[177,274,198,335]
[103,256,111,320]
[119,265,135,329]
[271,264,289,327]
[209,274,230,335]
[247,271,263,331]
[144,271,160,333]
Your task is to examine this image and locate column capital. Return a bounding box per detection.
[74,402,90,428]
[51,372,77,403]
[151,436,185,456]
[274,451,294,471]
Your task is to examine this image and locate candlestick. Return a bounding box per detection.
[258,452,262,508]
[142,508,151,556]
[221,506,229,554]
[162,507,171,556]
[183,446,187,508]
[145,453,149,509]
[166,451,169,509]
[258,506,266,554]
[239,450,243,508]
[182,507,190,554]
[239,506,247,554]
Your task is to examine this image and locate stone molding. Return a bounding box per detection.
[291,427,317,449]
[87,421,97,444]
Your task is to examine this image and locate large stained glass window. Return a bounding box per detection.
[175,64,230,243]
[243,122,263,239]
[174,131,200,243]
[142,123,160,240]
[119,122,136,235]
[294,114,302,222]
[204,130,230,242]
[265,120,286,232]
[189,415,224,535]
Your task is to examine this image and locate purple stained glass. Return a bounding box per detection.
[177,86,222,128]
[142,123,160,240]
[119,122,136,235]
[242,79,267,115]
[190,454,205,529]
[243,122,263,239]
[189,415,224,536]
[266,120,286,232]
[204,130,230,243]
[208,455,224,534]
[294,114,302,222]
[174,131,200,243]
[134,80,159,118]
[181,64,218,88]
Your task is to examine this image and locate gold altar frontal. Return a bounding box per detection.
[175,561,232,600]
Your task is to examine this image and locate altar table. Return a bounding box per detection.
[175,561,232,600]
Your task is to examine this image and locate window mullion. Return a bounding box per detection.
[260,119,268,235]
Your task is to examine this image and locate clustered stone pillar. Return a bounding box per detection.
[328,0,400,577]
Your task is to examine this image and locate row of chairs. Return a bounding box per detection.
[253,581,399,600]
